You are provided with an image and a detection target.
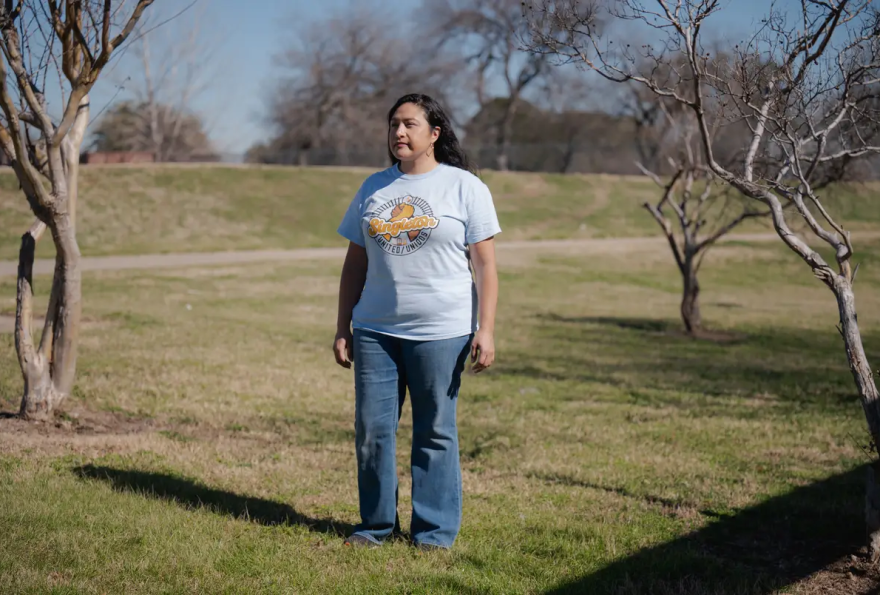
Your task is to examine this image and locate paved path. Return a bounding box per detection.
[3,231,877,334]
[0,233,795,278]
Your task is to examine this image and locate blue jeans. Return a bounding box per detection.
[351,329,472,548]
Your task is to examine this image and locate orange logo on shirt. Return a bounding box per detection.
[367,195,438,255]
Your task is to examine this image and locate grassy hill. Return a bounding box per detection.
[1,164,878,260]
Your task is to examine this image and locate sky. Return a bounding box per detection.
[82,0,804,157]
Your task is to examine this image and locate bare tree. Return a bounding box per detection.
[626,81,768,335]
[7,1,155,420]
[524,0,880,554]
[463,92,639,173]
[89,99,215,161]
[114,3,217,161]
[538,67,603,172]
[255,7,458,167]
[88,3,216,161]
[426,0,552,171]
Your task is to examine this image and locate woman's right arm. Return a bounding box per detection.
[334,242,368,369]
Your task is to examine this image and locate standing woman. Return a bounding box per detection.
[334,93,501,550]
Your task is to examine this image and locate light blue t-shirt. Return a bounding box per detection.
[337,163,502,340]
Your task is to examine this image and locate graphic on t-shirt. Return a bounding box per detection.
[367,195,439,255]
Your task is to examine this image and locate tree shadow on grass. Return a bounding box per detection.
[532,471,704,513]
[560,315,683,335]
[544,465,878,594]
[500,313,878,409]
[73,464,355,537]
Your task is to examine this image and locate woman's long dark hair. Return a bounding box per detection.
[387,93,475,174]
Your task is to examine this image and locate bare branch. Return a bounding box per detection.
[744,99,772,182]
[102,0,111,53]
[52,0,155,146]
[640,164,686,273]
[0,21,53,139]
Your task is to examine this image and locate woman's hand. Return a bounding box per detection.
[469,238,498,375]
[471,328,495,374]
[334,328,354,369]
[335,242,367,370]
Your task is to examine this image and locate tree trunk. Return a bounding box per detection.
[15,221,53,419]
[496,147,509,172]
[833,277,880,559]
[496,97,519,172]
[681,264,702,335]
[16,216,82,421]
[15,95,88,421]
[561,135,576,174]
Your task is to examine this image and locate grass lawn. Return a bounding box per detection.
[2,227,879,593]
[2,164,880,261]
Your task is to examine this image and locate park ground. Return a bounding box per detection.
[1,166,880,593]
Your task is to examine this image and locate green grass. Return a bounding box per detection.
[2,164,879,261]
[2,232,879,593]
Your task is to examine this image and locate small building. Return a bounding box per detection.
[80,151,155,165]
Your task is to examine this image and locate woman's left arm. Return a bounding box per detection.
[470,237,498,373]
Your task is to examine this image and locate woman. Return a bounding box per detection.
[333,93,500,550]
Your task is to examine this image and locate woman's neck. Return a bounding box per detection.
[399,154,439,175]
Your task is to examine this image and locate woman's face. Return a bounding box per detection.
[389,103,440,163]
